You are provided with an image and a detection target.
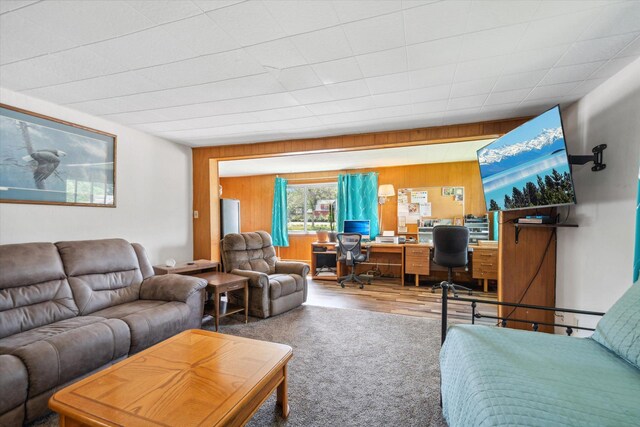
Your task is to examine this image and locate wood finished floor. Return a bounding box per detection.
[305,277,498,324]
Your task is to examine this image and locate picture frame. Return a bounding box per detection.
[0,104,116,207]
[453,216,463,226]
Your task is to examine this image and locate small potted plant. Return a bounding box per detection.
[328,202,337,242]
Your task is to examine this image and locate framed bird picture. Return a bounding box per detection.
[0,104,116,207]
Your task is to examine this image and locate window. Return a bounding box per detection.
[287,183,337,233]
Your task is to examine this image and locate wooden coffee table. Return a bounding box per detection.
[49,330,292,426]
[194,272,250,332]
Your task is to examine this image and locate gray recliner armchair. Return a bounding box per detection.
[220,231,310,319]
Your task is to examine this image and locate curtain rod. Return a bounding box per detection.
[280,175,339,181]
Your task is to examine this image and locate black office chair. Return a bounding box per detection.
[337,233,371,289]
[431,225,472,297]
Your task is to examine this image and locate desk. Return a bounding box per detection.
[325,242,498,292]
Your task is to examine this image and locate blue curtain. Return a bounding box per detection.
[634,172,640,283]
[336,172,379,238]
[271,177,289,247]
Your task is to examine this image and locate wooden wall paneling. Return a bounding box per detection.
[498,208,557,333]
[209,159,220,262]
[194,118,531,259]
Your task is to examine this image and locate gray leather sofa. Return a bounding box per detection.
[220,231,309,318]
[0,239,207,426]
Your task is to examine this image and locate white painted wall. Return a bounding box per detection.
[557,57,640,332]
[0,88,193,264]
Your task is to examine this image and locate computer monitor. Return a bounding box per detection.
[343,220,370,237]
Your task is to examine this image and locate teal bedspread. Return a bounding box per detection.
[440,325,640,426]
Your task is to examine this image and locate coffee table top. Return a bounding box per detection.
[49,329,292,427]
[193,271,249,289]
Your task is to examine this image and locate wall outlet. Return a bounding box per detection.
[193,210,199,219]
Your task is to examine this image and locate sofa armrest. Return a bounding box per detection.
[230,269,269,288]
[140,274,207,303]
[275,261,310,277]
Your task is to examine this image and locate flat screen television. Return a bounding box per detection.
[343,220,370,236]
[477,105,576,211]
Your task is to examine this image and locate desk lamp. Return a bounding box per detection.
[378,184,395,234]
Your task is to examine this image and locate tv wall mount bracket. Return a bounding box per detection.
[568,144,607,172]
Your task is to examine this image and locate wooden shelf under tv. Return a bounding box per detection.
[514,222,578,244]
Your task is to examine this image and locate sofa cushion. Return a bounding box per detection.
[222,231,277,274]
[0,316,130,398]
[592,283,640,369]
[0,354,28,424]
[440,324,640,427]
[56,239,143,315]
[269,274,304,299]
[91,300,191,354]
[0,243,78,339]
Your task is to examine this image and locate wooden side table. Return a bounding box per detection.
[193,272,249,331]
[153,259,219,275]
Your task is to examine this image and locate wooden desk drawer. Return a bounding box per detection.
[473,261,497,279]
[405,255,430,275]
[473,249,497,262]
[405,247,430,257]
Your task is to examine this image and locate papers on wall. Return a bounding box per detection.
[398,192,408,203]
[411,190,428,203]
[420,202,432,216]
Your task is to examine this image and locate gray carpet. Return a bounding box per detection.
[30,305,447,427]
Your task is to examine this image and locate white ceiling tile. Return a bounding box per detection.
[454,56,507,83]
[312,58,363,85]
[556,33,639,67]
[409,64,456,88]
[410,84,450,103]
[484,88,531,106]
[24,72,161,105]
[493,69,548,92]
[0,47,127,90]
[245,38,308,69]
[618,35,640,57]
[0,0,37,14]
[366,73,410,94]
[103,109,172,125]
[568,78,607,97]
[525,82,580,100]
[318,110,374,125]
[18,0,153,46]
[450,77,496,98]
[139,112,258,132]
[533,0,611,20]
[539,61,606,86]
[465,0,540,33]
[342,12,405,55]
[335,96,377,112]
[159,14,240,56]
[447,94,487,111]
[305,101,345,115]
[369,104,413,120]
[126,1,202,25]
[590,56,638,80]
[403,1,471,45]
[501,44,569,75]
[291,27,353,63]
[578,1,640,41]
[373,91,414,108]
[406,36,462,70]
[326,80,370,100]
[290,86,334,104]
[90,26,199,70]
[273,65,322,91]
[138,50,265,89]
[412,99,448,115]
[518,9,598,51]
[459,24,527,62]
[253,106,313,122]
[263,0,340,35]
[0,13,75,64]
[206,1,286,46]
[356,48,407,78]
[192,0,244,12]
[332,0,402,23]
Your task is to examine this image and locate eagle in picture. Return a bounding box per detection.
[22,149,67,187]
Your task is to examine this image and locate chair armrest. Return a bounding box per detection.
[230,269,269,288]
[275,261,310,277]
[140,274,207,303]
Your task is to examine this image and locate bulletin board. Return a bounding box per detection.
[397,186,465,234]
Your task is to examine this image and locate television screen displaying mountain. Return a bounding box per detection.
[477,106,576,211]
